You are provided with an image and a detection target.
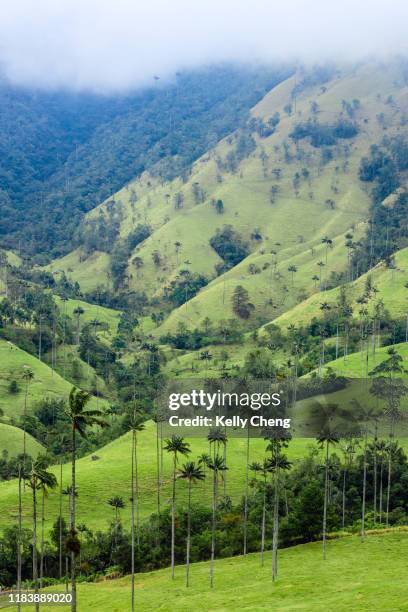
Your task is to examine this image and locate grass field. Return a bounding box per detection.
[7,531,408,611]
[0,423,43,458]
[0,420,316,534]
[0,339,109,420]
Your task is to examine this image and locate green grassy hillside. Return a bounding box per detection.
[0,339,108,420]
[0,423,43,458]
[0,420,314,534]
[9,531,408,611]
[270,245,408,331]
[54,296,121,339]
[323,341,408,378]
[46,61,408,334]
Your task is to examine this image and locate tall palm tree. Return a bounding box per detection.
[22,367,34,475]
[177,461,205,586]
[73,306,85,345]
[340,435,359,529]
[208,454,227,588]
[267,449,292,581]
[27,458,57,612]
[198,453,211,493]
[130,412,145,612]
[312,403,343,559]
[163,435,191,579]
[65,387,107,612]
[107,496,125,522]
[351,401,379,539]
[17,463,24,611]
[259,459,271,566]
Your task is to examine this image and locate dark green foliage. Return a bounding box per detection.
[163,270,208,306]
[355,136,408,273]
[0,65,291,258]
[231,285,254,319]
[290,119,358,147]
[210,225,249,271]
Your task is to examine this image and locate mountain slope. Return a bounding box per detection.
[49,61,408,336]
[0,339,108,420]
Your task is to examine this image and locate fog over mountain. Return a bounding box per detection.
[0,0,407,92]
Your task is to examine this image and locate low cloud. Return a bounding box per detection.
[0,0,407,92]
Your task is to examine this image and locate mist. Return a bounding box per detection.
[0,0,407,92]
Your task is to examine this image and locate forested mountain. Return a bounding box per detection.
[0,64,291,259]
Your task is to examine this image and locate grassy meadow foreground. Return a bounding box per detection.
[8,532,408,611]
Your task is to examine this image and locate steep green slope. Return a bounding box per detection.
[323,341,408,378]
[0,339,108,420]
[49,61,408,336]
[0,423,43,458]
[269,245,408,331]
[54,295,120,339]
[9,532,408,612]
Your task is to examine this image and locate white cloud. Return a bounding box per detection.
[0,0,406,91]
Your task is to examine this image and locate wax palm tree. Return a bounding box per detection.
[22,367,34,475]
[375,439,388,523]
[315,407,341,560]
[208,455,228,588]
[65,387,107,612]
[370,348,408,526]
[198,453,211,492]
[27,458,57,611]
[39,458,57,590]
[178,461,205,586]
[249,461,262,484]
[107,496,125,522]
[351,401,379,539]
[259,459,271,566]
[339,435,359,529]
[73,306,85,345]
[267,451,292,580]
[163,435,191,579]
[130,412,145,612]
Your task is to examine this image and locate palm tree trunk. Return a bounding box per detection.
[210,470,218,588]
[342,468,347,529]
[32,478,39,612]
[373,442,377,525]
[71,427,77,612]
[361,428,368,540]
[322,441,329,560]
[272,465,279,581]
[135,433,140,547]
[243,423,250,555]
[40,489,45,588]
[156,420,161,516]
[186,481,192,587]
[386,446,392,527]
[379,461,383,524]
[59,460,63,579]
[171,455,176,579]
[17,466,22,612]
[131,429,135,612]
[260,476,266,566]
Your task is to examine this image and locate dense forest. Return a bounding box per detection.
[0,64,291,260]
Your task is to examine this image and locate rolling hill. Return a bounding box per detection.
[0,338,108,420]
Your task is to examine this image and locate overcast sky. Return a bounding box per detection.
[0,0,407,92]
